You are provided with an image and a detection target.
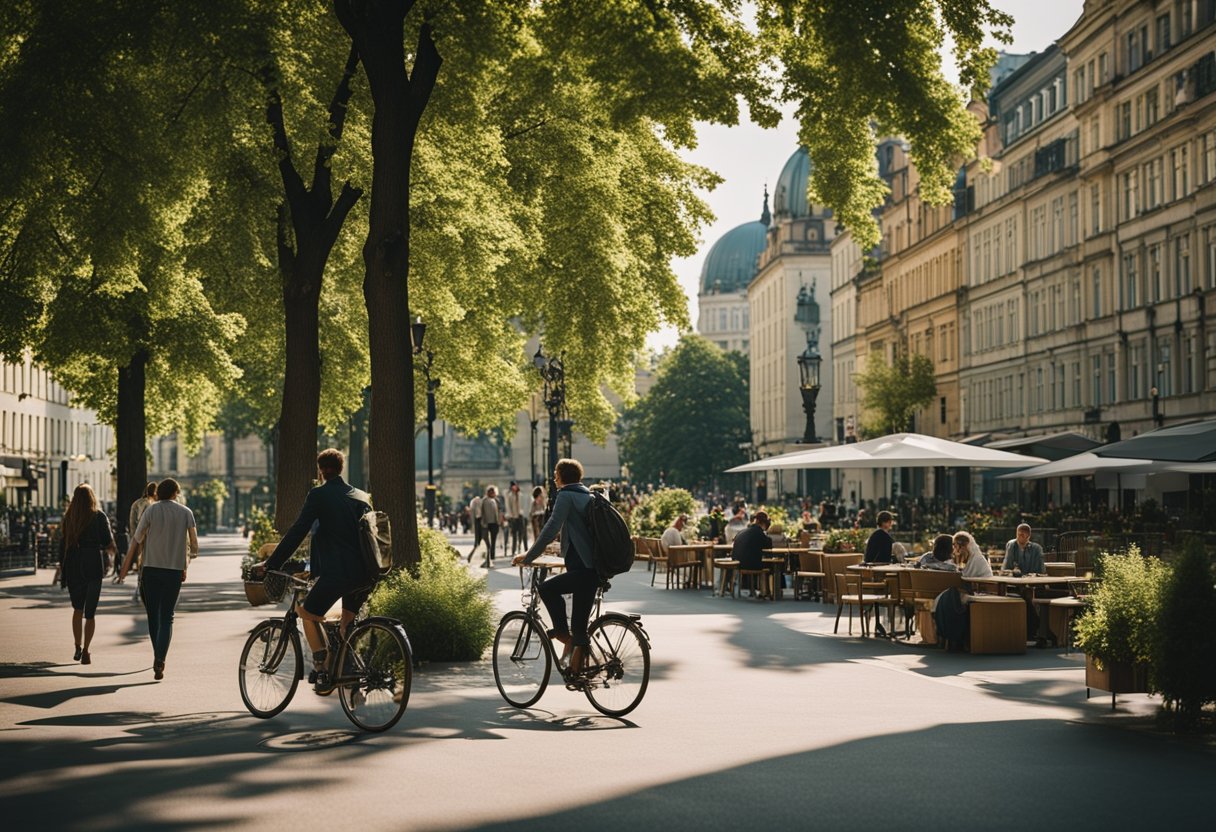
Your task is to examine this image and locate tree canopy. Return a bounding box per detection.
[620,336,750,488]
[856,351,937,437]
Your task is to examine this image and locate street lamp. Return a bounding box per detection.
[796,332,822,444]
[412,317,440,528]
[526,392,542,487]
[533,345,566,507]
[1150,385,1163,428]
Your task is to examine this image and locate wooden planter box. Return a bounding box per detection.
[1085,654,1149,709]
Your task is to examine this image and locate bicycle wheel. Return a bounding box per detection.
[492,612,551,708]
[339,620,412,732]
[583,616,650,717]
[239,620,302,718]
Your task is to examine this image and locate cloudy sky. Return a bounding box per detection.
[651,0,1086,352]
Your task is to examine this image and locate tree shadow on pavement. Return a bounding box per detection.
[466,718,1216,832]
[2,680,161,709]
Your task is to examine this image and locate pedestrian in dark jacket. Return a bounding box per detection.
[60,483,116,665]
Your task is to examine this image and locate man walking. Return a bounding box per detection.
[468,492,483,563]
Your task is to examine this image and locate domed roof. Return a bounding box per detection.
[773,147,817,219]
[698,191,770,295]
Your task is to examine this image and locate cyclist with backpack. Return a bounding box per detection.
[514,458,595,674]
[253,448,371,693]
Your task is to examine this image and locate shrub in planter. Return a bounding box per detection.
[1074,547,1169,684]
[369,528,495,662]
[629,488,697,538]
[1152,536,1216,731]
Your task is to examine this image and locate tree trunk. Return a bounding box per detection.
[335,4,441,570]
[115,349,148,537]
[273,247,324,533]
[264,46,363,533]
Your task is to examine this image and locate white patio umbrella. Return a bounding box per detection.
[725,432,1046,473]
[995,452,1158,480]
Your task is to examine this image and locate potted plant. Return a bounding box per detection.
[1151,536,1216,731]
[1073,547,1168,703]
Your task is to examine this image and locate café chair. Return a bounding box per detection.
[632,536,652,571]
[833,571,891,637]
[738,566,770,598]
[648,538,669,587]
[794,551,826,601]
[713,558,739,597]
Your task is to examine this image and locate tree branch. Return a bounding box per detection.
[312,45,361,203]
[503,117,554,141]
[262,66,307,207]
[405,20,442,130]
[320,181,363,253]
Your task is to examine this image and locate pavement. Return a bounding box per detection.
[1,531,1213,831]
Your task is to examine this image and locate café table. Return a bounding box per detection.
[666,543,716,589]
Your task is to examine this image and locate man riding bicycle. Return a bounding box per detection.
[513,458,595,674]
[254,448,370,693]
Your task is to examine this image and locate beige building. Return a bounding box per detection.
[0,352,113,510]
[749,148,837,497]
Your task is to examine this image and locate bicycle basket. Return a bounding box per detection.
[244,572,290,606]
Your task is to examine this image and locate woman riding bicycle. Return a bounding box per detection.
[513,458,596,674]
[254,448,371,693]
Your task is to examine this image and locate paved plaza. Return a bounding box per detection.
[1,533,1213,830]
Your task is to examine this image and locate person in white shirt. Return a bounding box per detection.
[660,514,687,554]
[723,509,748,543]
[479,486,501,567]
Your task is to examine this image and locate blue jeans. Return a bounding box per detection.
[141,566,183,663]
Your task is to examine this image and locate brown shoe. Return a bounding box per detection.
[153,661,164,680]
[80,650,91,665]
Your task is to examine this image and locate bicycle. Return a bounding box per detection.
[238,570,413,732]
[492,563,651,717]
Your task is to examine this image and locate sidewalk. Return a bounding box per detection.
[1,531,1212,830]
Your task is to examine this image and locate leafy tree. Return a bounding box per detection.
[0,0,250,529]
[757,0,1012,249]
[621,336,750,488]
[628,488,699,538]
[856,351,937,436]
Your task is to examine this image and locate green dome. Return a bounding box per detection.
[698,190,771,294]
[774,147,818,219]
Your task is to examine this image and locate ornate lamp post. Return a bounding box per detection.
[533,345,566,507]
[796,334,822,444]
[411,317,440,528]
[526,392,542,487]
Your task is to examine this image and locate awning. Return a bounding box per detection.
[1094,419,1216,462]
[726,432,1046,473]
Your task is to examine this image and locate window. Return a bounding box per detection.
[1183,333,1196,394]
[1174,234,1191,295]
[1090,115,1102,155]
[1106,352,1117,404]
[1123,253,1139,309]
[1145,86,1159,126]
[1052,197,1064,253]
[1201,130,1216,185]
[1068,191,1078,246]
[1055,364,1066,410]
[1157,338,1173,396]
[1092,355,1103,405]
[1144,157,1164,210]
[1118,101,1132,141]
[1090,184,1102,236]
[1099,52,1108,85]
[1178,0,1193,37]
[1071,278,1082,324]
[1035,367,1045,411]
[1149,244,1163,302]
[1205,225,1216,289]
[1157,13,1172,54]
[1092,267,1103,318]
[1130,341,1145,399]
[1170,144,1190,200]
[1121,170,1139,220]
[1127,29,1144,73]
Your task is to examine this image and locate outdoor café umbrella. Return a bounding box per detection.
[725,432,1047,473]
[995,451,1158,480]
[1093,419,1216,462]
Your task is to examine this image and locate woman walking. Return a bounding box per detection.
[119,479,198,680]
[529,486,546,540]
[480,485,501,567]
[59,484,116,664]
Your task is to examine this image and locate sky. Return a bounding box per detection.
[651,0,1086,352]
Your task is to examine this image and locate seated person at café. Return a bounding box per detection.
[918,534,958,571]
[953,531,993,579]
[660,514,687,555]
[731,511,772,571]
[864,510,896,563]
[1003,523,1044,574]
[724,508,749,543]
[766,521,790,549]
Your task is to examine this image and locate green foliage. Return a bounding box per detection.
[1074,548,1170,668]
[369,528,495,662]
[246,506,279,558]
[192,479,229,503]
[756,505,791,529]
[620,337,749,486]
[756,0,1012,250]
[1152,537,1216,730]
[629,488,699,538]
[822,527,869,553]
[857,351,938,437]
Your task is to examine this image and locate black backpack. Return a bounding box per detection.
[357,509,391,583]
[583,491,634,580]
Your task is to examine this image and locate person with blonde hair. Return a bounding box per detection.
[953,531,993,579]
[59,483,116,664]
